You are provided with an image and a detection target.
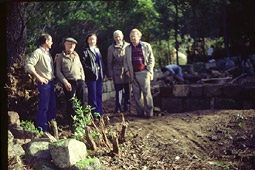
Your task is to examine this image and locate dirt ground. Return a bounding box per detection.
[7,64,255,169]
[59,97,255,170]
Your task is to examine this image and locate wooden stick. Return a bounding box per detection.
[100,117,111,148]
[118,113,128,143]
[85,126,97,151]
[112,132,120,155]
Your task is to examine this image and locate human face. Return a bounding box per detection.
[130,31,140,46]
[88,35,97,47]
[114,33,123,44]
[46,36,53,49]
[64,41,76,54]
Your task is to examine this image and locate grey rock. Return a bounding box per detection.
[8,130,14,145]
[8,144,25,159]
[26,139,51,162]
[33,160,58,170]
[49,139,87,169]
[8,111,20,127]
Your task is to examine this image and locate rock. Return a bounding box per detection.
[72,158,101,170]
[8,111,20,127]
[49,139,88,169]
[33,160,58,170]
[9,127,40,139]
[8,130,14,145]
[26,139,51,162]
[8,144,25,159]
[173,85,189,97]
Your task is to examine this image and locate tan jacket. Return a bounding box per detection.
[124,41,155,81]
[25,48,55,81]
[107,41,129,84]
[56,51,85,84]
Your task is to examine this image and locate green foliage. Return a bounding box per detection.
[71,96,100,141]
[215,161,231,168]
[20,120,44,136]
[8,1,255,67]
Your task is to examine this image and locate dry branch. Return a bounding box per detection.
[85,126,97,151]
[118,113,128,143]
[112,132,120,155]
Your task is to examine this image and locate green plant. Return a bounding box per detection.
[20,120,44,136]
[238,122,242,127]
[71,96,100,141]
[215,161,230,168]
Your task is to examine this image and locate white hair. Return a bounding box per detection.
[130,28,142,38]
[113,30,123,38]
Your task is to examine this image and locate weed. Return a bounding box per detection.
[71,96,99,141]
[20,120,43,136]
[215,161,230,168]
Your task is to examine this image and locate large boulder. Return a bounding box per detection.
[49,139,88,169]
[26,139,51,162]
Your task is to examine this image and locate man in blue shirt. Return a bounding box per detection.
[161,64,184,82]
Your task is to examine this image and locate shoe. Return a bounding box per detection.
[114,110,121,114]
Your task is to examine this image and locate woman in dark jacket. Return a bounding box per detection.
[80,34,104,117]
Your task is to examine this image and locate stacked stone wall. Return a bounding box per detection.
[160,84,255,113]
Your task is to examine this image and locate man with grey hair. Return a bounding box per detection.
[107,30,130,113]
[124,28,155,118]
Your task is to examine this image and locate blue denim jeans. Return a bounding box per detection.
[37,80,56,132]
[86,78,103,116]
[114,83,130,112]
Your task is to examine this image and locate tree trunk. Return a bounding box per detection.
[223,0,230,58]
[174,0,179,65]
[7,2,27,66]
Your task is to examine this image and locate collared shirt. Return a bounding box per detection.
[56,50,85,84]
[25,47,55,80]
[89,45,101,66]
[131,41,146,71]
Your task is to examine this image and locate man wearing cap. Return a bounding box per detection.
[56,37,86,125]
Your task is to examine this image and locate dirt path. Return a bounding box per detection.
[100,101,255,170]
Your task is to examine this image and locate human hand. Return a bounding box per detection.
[38,76,48,85]
[64,82,72,91]
[109,76,113,80]
[54,53,61,63]
[126,71,130,78]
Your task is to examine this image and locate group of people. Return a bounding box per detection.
[25,28,155,132]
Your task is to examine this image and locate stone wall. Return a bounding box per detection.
[159,84,255,113]
[82,79,116,103]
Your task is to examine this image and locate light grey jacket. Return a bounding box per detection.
[124,41,155,81]
[107,41,129,84]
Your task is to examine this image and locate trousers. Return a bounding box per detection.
[63,79,86,124]
[114,83,130,112]
[37,80,56,132]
